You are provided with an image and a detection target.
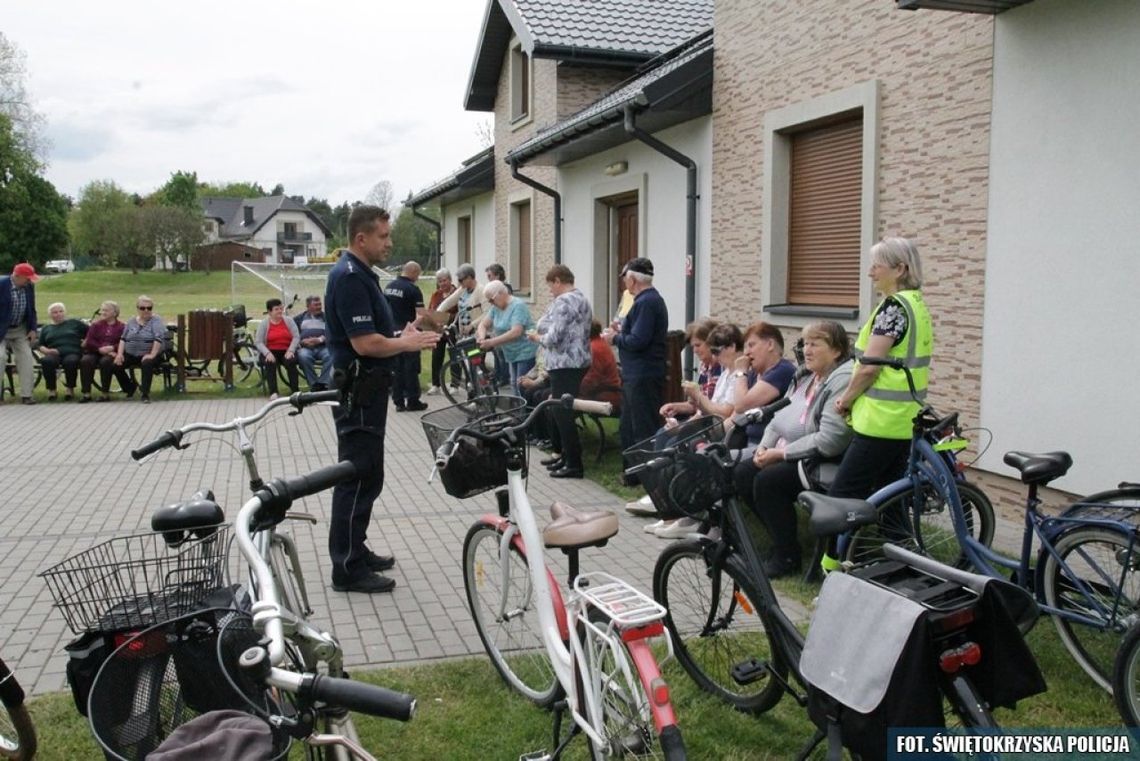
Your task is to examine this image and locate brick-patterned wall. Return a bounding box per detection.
[710,1,1023,501]
[556,66,631,120]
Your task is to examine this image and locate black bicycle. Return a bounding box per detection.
[632,402,1044,757]
[0,655,36,760]
[439,322,500,405]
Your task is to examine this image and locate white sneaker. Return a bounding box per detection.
[625,496,657,517]
[643,519,666,534]
[426,386,440,396]
[654,517,701,539]
[269,393,279,401]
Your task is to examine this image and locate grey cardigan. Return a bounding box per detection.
[254,317,300,357]
[759,358,855,461]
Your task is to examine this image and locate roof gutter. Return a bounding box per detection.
[412,207,443,272]
[509,159,562,264]
[623,104,696,377]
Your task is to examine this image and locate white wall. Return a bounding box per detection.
[441,191,496,275]
[249,210,328,262]
[979,0,1140,494]
[558,116,713,329]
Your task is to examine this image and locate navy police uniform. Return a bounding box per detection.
[382,275,425,408]
[324,253,395,586]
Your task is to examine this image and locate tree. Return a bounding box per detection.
[158,170,199,209]
[199,180,266,198]
[475,118,493,149]
[70,180,133,265]
[140,206,205,272]
[365,180,394,211]
[389,205,437,268]
[270,182,286,196]
[0,32,48,165]
[0,114,68,269]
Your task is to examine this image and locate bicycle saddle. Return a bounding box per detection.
[544,502,619,549]
[1003,450,1072,485]
[151,489,225,547]
[798,492,879,537]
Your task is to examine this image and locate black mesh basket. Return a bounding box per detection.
[39,527,230,634]
[87,609,289,761]
[422,395,529,498]
[624,416,726,518]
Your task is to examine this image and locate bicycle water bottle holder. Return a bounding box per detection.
[572,572,667,630]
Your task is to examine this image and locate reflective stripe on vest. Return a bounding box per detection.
[850,290,933,439]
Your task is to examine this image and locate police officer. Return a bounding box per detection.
[382,260,427,412]
[324,206,440,593]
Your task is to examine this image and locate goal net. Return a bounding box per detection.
[231,261,395,316]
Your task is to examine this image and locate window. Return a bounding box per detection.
[510,43,531,124]
[283,222,297,240]
[457,215,472,265]
[761,80,879,326]
[510,200,532,295]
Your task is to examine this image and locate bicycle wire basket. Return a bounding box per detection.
[39,526,231,635]
[623,415,727,518]
[87,608,289,761]
[421,395,529,499]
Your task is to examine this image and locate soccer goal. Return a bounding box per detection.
[230,261,340,315]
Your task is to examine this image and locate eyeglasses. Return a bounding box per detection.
[137,305,153,311]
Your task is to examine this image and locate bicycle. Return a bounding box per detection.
[0,655,36,760]
[423,394,686,760]
[634,404,1043,757]
[438,321,500,406]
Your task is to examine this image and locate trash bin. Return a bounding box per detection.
[662,329,685,404]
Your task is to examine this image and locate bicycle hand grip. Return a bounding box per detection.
[303,674,416,721]
[280,461,357,501]
[289,390,340,408]
[733,397,791,429]
[131,430,181,460]
[625,456,672,478]
[569,397,612,416]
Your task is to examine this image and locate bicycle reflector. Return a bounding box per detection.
[939,641,982,673]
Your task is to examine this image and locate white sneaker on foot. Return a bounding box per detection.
[269,393,279,401]
[643,519,666,534]
[625,497,657,517]
[426,386,441,395]
[654,517,701,539]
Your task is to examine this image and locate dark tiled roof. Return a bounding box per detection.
[408,148,496,208]
[465,0,712,111]
[200,195,332,239]
[506,30,712,166]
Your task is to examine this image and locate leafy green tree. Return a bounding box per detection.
[0,115,69,269]
[199,180,266,198]
[0,32,48,165]
[111,204,148,273]
[158,170,199,209]
[70,179,133,265]
[390,205,437,268]
[140,205,205,271]
[270,182,286,196]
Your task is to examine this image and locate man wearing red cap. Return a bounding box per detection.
[1,263,40,404]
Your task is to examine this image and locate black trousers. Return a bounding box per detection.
[113,353,157,396]
[735,459,805,560]
[392,351,422,405]
[329,381,390,585]
[261,350,299,396]
[547,366,587,470]
[79,352,114,394]
[828,433,910,500]
[41,352,81,392]
[619,376,663,467]
[430,339,450,387]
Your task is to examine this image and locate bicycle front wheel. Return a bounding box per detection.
[653,539,785,714]
[845,481,996,568]
[0,657,36,761]
[462,522,559,707]
[1114,621,1140,727]
[1043,526,1140,691]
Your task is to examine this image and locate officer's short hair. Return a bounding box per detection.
[348,205,391,242]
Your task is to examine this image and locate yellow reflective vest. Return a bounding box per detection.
[851,289,933,440]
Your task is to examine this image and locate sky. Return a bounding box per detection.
[3,0,492,206]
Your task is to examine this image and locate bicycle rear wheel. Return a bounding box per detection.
[440,360,467,406]
[1043,526,1140,691]
[1114,620,1140,727]
[844,481,995,568]
[462,522,559,707]
[0,657,36,761]
[653,539,786,714]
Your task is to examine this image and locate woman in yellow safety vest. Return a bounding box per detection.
[830,237,933,499]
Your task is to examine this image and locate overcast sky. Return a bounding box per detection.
[4,0,491,206]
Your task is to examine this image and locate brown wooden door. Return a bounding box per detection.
[616,201,638,302]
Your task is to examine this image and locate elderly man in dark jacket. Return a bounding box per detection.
[0,263,40,404]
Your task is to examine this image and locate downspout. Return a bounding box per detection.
[412,206,442,272]
[623,104,697,378]
[509,159,562,264]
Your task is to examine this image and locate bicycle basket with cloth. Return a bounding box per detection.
[800,559,1045,759]
[623,416,726,518]
[87,608,289,761]
[422,395,529,499]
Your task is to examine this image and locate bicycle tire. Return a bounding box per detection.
[943,672,999,730]
[440,360,467,406]
[1114,620,1140,727]
[462,522,559,707]
[0,656,36,761]
[653,539,786,714]
[225,340,261,388]
[1042,526,1140,691]
[584,631,684,760]
[844,481,996,568]
[1081,487,1140,509]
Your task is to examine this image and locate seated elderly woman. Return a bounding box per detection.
[36,302,88,400]
[657,318,720,424]
[254,298,300,400]
[79,301,125,403]
[476,279,537,396]
[733,320,854,578]
[112,295,167,403]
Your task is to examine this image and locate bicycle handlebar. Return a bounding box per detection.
[302,673,416,721]
[131,390,340,460]
[730,397,791,431]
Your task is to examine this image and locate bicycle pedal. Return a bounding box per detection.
[731,657,771,686]
[519,751,552,761]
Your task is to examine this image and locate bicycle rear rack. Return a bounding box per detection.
[573,572,667,629]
